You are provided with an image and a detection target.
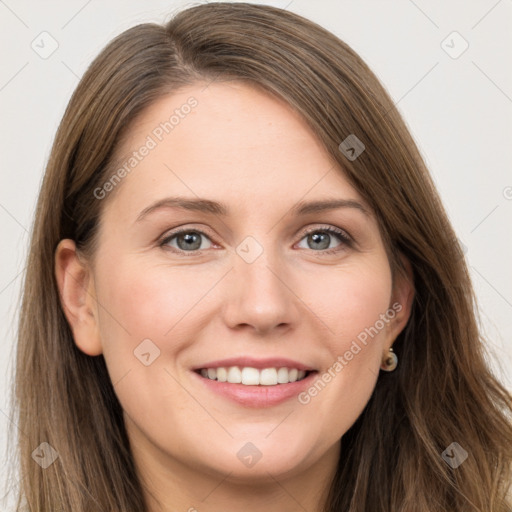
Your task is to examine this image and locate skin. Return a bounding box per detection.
[55,81,414,512]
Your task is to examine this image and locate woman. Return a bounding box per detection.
[9,2,512,511]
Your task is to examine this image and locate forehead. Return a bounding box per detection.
[115,80,329,164]
[104,80,368,221]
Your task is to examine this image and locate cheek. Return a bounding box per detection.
[297,260,392,418]
[302,259,393,346]
[92,259,209,434]
[92,256,207,361]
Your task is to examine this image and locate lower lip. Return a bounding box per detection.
[191,370,318,408]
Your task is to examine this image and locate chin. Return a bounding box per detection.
[196,436,314,481]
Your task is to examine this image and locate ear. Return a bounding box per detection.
[385,252,415,348]
[54,239,103,356]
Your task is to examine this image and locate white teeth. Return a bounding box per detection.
[241,367,260,385]
[259,368,278,386]
[227,366,242,384]
[277,367,289,383]
[198,366,310,385]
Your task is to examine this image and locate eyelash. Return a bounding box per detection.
[158,225,353,256]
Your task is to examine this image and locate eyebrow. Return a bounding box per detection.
[135,196,371,223]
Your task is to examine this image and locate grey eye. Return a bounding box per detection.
[164,231,213,252]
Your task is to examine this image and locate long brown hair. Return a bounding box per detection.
[8,3,512,510]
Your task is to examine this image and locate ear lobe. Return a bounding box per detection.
[388,253,415,342]
[54,239,103,356]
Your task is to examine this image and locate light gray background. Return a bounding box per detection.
[1,0,511,508]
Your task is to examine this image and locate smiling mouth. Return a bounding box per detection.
[194,366,316,386]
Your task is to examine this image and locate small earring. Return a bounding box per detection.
[380,347,398,372]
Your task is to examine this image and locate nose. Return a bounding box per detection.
[221,247,300,336]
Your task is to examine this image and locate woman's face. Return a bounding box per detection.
[56,81,413,491]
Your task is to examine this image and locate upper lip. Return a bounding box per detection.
[192,357,316,372]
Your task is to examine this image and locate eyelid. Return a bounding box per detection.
[300,224,352,243]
